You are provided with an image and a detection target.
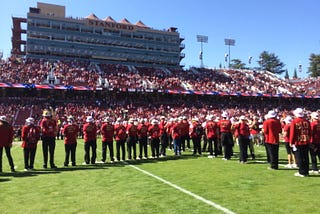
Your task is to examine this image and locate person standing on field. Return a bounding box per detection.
[262,110,282,170]
[40,109,58,169]
[289,108,311,177]
[100,117,115,163]
[309,112,320,174]
[62,116,79,167]
[83,116,98,165]
[21,117,41,171]
[0,115,15,173]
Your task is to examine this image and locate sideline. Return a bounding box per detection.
[127,163,236,214]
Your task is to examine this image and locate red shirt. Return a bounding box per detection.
[172,122,183,139]
[21,124,41,148]
[218,119,232,133]
[181,121,189,136]
[206,121,218,138]
[137,124,148,138]
[40,118,57,137]
[263,118,282,144]
[114,124,127,141]
[283,123,290,143]
[83,122,97,142]
[0,122,14,147]
[310,120,320,144]
[148,124,160,139]
[100,122,114,142]
[63,124,79,144]
[289,117,311,146]
[235,122,250,138]
[126,124,138,137]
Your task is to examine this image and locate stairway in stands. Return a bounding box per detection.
[14,108,31,126]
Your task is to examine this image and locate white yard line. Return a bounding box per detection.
[127,163,236,214]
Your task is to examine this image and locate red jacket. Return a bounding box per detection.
[148,124,160,139]
[218,119,232,133]
[100,122,114,142]
[263,118,282,144]
[137,124,148,138]
[289,117,311,146]
[40,118,57,137]
[0,122,14,148]
[114,124,127,141]
[83,122,97,142]
[63,124,79,144]
[206,121,218,138]
[235,122,250,138]
[310,120,320,144]
[21,124,41,148]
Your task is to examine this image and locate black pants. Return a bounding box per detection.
[138,137,148,158]
[84,140,97,164]
[127,136,137,160]
[0,146,15,172]
[65,143,77,166]
[309,143,320,171]
[101,141,114,162]
[150,138,160,158]
[160,133,168,156]
[295,145,309,175]
[265,143,279,169]
[192,137,202,155]
[221,132,233,159]
[116,140,126,161]
[42,136,56,167]
[24,147,37,169]
[208,137,218,156]
[238,136,249,162]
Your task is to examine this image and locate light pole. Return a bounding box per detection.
[224,38,235,68]
[197,35,208,68]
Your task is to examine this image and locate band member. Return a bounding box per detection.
[148,119,161,158]
[137,118,148,159]
[40,109,58,169]
[21,117,41,171]
[114,119,127,161]
[62,116,79,166]
[100,117,115,163]
[309,112,320,174]
[83,116,98,165]
[234,116,250,163]
[0,116,15,173]
[190,118,203,156]
[218,112,233,160]
[290,108,311,177]
[263,110,282,170]
[126,118,138,160]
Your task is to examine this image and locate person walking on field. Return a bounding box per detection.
[21,117,41,171]
[234,115,250,163]
[309,112,320,174]
[289,108,311,177]
[40,109,58,169]
[0,115,15,173]
[83,116,98,165]
[100,117,115,163]
[62,116,79,167]
[262,110,282,170]
[282,116,297,168]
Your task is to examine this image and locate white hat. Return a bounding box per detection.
[311,112,318,120]
[267,110,277,119]
[86,116,94,123]
[221,112,228,118]
[67,116,74,121]
[160,116,166,120]
[192,117,199,122]
[239,115,247,121]
[151,119,159,125]
[293,108,304,118]
[0,115,7,122]
[104,117,112,123]
[206,115,214,120]
[42,110,52,117]
[26,117,35,124]
[284,116,292,124]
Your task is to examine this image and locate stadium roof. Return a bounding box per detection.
[135,20,148,28]
[103,16,116,22]
[120,18,131,25]
[85,13,100,20]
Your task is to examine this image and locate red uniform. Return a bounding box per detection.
[137,123,148,138]
[100,123,115,142]
[206,121,218,139]
[310,120,320,144]
[83,122,97,142]
[63,124,79,144]
[289,117,311,146]
[0,122,14,148]
[21,125,41,148]
[40,118,57,137]
[263,118,282,144]
[148,124,161,139]
[114,124,127,141]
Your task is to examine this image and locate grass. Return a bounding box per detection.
[0,139,319,214]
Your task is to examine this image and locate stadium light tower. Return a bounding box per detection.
[224,38,235,68]
[197,35,208,68]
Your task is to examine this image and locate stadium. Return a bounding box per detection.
[1,2,320,214]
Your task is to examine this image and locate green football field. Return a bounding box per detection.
[0,139,319,214]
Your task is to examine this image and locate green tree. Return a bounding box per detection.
[293,68,298,79]
[230,59,246,69]
[284,69,289,79]
[258,51,286,74]
[308,53,320,77]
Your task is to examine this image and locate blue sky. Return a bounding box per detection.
[1,0,320,78]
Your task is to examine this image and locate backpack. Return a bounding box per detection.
[195,125,203,136]
[26,126,38,144]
